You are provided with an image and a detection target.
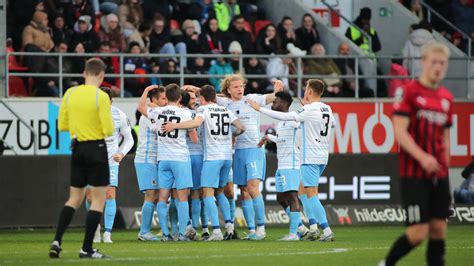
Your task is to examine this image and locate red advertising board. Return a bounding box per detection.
[329,102,473,167]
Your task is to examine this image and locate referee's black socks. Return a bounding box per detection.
[427,238,445,266]
[54,206,75,245]
[82,210,102,253]
[385,234,415,266]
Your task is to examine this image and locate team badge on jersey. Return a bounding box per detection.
[394,87,404,103]
[441,99,450,112]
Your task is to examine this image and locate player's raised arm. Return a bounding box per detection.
[137,85,159,117]
[263,80,285,105]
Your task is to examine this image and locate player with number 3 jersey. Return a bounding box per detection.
[247,79,335,242]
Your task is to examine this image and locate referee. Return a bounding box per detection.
[49,58,114,259]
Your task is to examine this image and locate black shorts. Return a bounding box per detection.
[70,139,110,188]
[401,178,451,226]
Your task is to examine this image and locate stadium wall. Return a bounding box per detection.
[1,154,472,228]
[0,153,400,228]
[0,99,471,167]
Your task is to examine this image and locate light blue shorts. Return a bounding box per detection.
[301,164,326,187]
[159,160,193,190]
[109,165,119,187]
[201,160,232,188]
[233,148,266,186]
[228,168,234,184]
[275,169,301,192]
[190,155,203,190]
[134,162,159,192]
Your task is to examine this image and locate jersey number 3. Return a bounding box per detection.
[320,113,330,137]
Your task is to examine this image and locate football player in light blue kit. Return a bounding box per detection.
[217,75,283,240]
[180,89,210,240]
[257,91,302,241]
[89,87,134,243]
[247,79,335,241]
[134,86,167,241]
[163,85,246,241]
[138,83,198,241]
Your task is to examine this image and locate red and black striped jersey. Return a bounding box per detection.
[392,80,453,179]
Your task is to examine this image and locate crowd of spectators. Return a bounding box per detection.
[6,0,472,97]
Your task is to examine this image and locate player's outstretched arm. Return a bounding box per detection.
[232,119,246,137]
[393,115,440,174]
[263,80,285,105]
[162,116,204,133]
[137,85,159,117]
[246,99,299,121]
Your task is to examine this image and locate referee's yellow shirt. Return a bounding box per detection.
[58,85,115,141]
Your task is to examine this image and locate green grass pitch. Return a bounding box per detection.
[0,226,472,265]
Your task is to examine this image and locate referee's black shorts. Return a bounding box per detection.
[401,178,451,226]
[70,139,110,188]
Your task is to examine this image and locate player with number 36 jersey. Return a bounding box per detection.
[163,85,246,241]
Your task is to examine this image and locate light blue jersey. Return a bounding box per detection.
[187,108,203,156]
[269,121,300,170]
[134,107,158,164]
[196,103,237,161]
[148,105,193,162]
[106,105,134,166]
[216,94,266,150]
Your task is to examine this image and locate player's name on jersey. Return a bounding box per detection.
[161,110,177,115]
[207,107,228,112]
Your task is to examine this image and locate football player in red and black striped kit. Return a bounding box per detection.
[382,42,453,266]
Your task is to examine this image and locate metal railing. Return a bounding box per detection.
[3,52,473,99]
[420,0,473,98]
[0,99,37,155]
[320,0,373,53]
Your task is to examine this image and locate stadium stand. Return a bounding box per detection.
[3,0,473,98]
